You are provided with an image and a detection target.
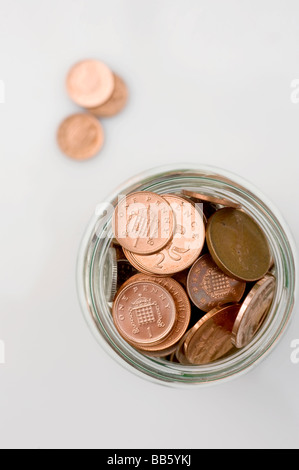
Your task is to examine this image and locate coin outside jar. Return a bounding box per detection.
[57,113,104,160]
[89,74,128,117]
[66,59,115,108]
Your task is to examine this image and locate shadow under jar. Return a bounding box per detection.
[77,164,296,387]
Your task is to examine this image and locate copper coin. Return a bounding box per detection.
[66,59,115,108]
[232,274,276,348]
[112,280,176,345]
[89,74,128,117]
[187,254,246,312]
[122,194,205,275]
[119,274,191,352]
[57,113,104,160]
[184,304,240,364]
[142,343,178,358]
[182,189,241,209]
[168,350,179,363]
[206,208,272,282]
[113,192,174,255]
[175,331,192,364]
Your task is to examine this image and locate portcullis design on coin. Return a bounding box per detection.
[112,280,176,345]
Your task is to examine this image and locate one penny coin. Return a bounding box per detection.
[112,280,176,345]
[184,304,240,364]
[57,113,104,160]
[187,254,246,312]
[119,274,191,352]
[232,274,276,348]
[113,192,174,255]
[66,59,115,108]
[206,208,272,282]
[122,194,205,275]
[182,189,241,209]
[89,74,128,117]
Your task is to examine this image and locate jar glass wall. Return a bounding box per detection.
[77,164,296,387]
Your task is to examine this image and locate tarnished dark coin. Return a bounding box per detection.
[187,254,246,312]
[232,274,276,348]
[184,304,240,364]
[206,208,272,282]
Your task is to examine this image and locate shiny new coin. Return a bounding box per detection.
[122,194,205,275]
[113,192,174,255]
[206,208,272,282]
[112,280,176,345]
[232,274,276,348]
[66,59,115,108]
[119,274,191,352]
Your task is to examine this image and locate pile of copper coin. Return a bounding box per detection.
[107,189,276,365]
[57,59,128,160]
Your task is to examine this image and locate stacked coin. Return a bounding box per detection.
[108,189,275,364]
[57,59,128,160]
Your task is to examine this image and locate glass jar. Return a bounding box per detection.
[77,164,296,387]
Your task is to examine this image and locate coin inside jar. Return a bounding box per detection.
[112,280,176,345]
[187,254,246,312]
[232,274,276,348]
[206,208,272,282]
[57,113,104,160]
[118,274,191,352]
[89,74,128,117]
[66,59,115,108]
[122,194,205,275]
[103,247,118,302]
[184,304,241,364]
[113,192,174,255]
[182,189,241,209]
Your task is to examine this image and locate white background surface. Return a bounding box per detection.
[0,0,299,449]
